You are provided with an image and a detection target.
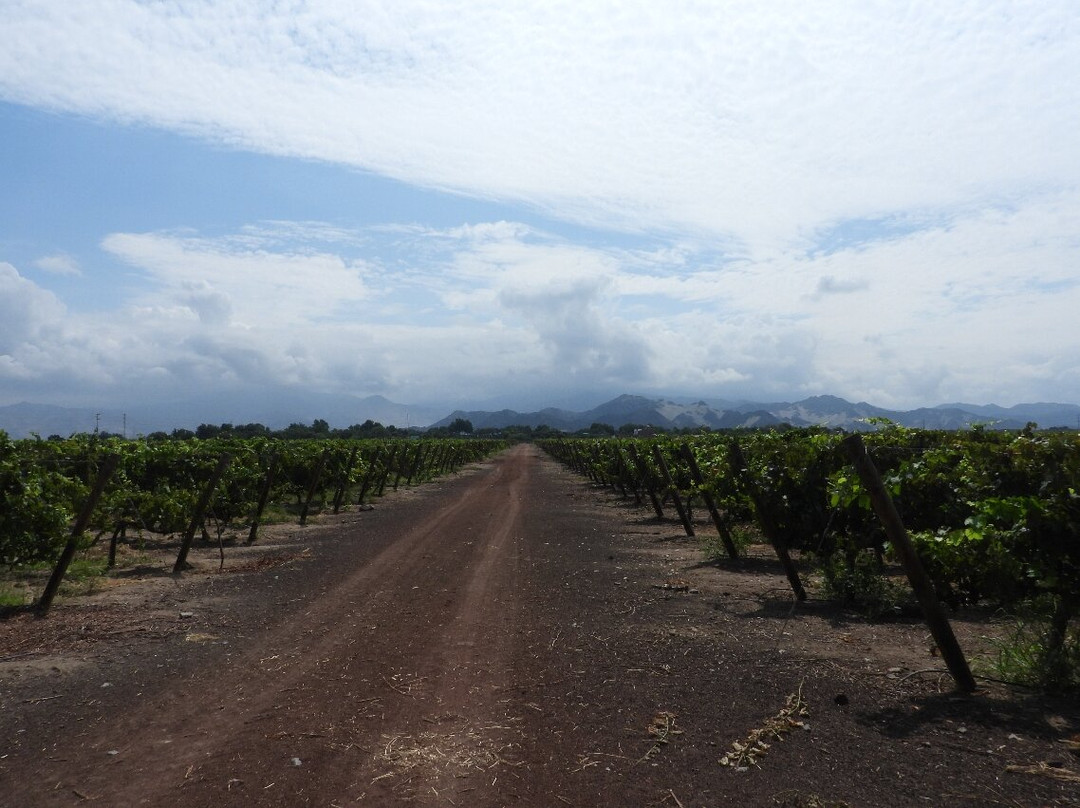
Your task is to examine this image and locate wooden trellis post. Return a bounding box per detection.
[247,452,279,545]
[173,453,232,573]
[627,443,665,519]
[299,448,330,526]
[37,455,119,615]
[679,442,739,559]
[332,446,359,513]
[614,445,642,504]
[841,434,975,692]
[651,444,695,537]
[728,440,807,601]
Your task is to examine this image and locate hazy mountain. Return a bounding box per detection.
[434,394,785,432]
[763,395,892,427]
[4,392,1077,439]
[935,402,1080,429]
[0,391,444,438]
[430,394,1071,433]
[126,390,444,433]
[0,402,114,439]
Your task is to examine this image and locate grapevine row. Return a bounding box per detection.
[538,425,1080,689]
[1,433,506,607]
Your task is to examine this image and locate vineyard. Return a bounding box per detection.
[0,432,506,611]
[539,425,1080,692]
[2,434,1080,806]
[4,422,1078,691]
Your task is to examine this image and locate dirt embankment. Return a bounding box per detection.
[1,444,1078,807]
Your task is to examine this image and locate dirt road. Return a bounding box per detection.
[2,444,1079,806]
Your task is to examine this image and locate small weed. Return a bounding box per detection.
[730,526,756,554]
[700,534,729,561]
[0,583,31,608]
[818,550,908,619]
[700,525,755,560]
[983,601,1080,692]
[117,551,155,568]
[259,503,299,524]
[65,557,108,580]
[51,556,110,597]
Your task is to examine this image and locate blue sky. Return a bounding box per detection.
[2,1,1079,414]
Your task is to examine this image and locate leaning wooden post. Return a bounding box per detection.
[173,453,232,573]
[107,521,126,568]
[627,443,665,519]
[375,447,396,496]
[614,445,642,504]
[405,444,427,486]
[608,445,630,498]
[332,446,359,513]
[590,445,614,489]
[651,444,695,537]
[680,443,739,559]
[429,444,448,476]
[569,443,590,480]
[247,452,279,545]
[392,443,410,491]
[356,447,381,505]
[299,448,330,526]
[729,441,807,601]
[37,454,119,615]
[840,434,976,692]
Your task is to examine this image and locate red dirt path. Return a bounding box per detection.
[1,444,1078,806]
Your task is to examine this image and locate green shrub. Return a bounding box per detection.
[0,439,83,566]
[985,599,1080,692]
[819,549,909,619]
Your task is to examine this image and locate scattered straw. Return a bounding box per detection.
[373,724,520,784]
[1005,762,1080,784]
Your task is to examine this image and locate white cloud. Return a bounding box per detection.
[1,1,1079,411]
[0,262,67,355]
[33,253,81,276]
[499,277,652,383]
[2,2,1077,251]
[3,201,1080,410]
[100,230,371,327]
[0,263,122,392]
[96,205,1080,407]
[813,276,869,297]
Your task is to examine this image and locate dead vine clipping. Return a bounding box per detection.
[639,711,683,763]
[720,684,809,770]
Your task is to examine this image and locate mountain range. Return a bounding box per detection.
[2,392,1079,439]
[431,394,1080,433]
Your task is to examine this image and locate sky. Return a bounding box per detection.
[1,1,1079,415]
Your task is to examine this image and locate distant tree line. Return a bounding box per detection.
[63,417,700,443]
[149,418,415,441]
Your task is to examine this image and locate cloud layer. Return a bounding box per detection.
[2,207,1079,409]
[4,2,1077,247]
[1,2,1079,411]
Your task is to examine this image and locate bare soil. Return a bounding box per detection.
[1,444,1078,807]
